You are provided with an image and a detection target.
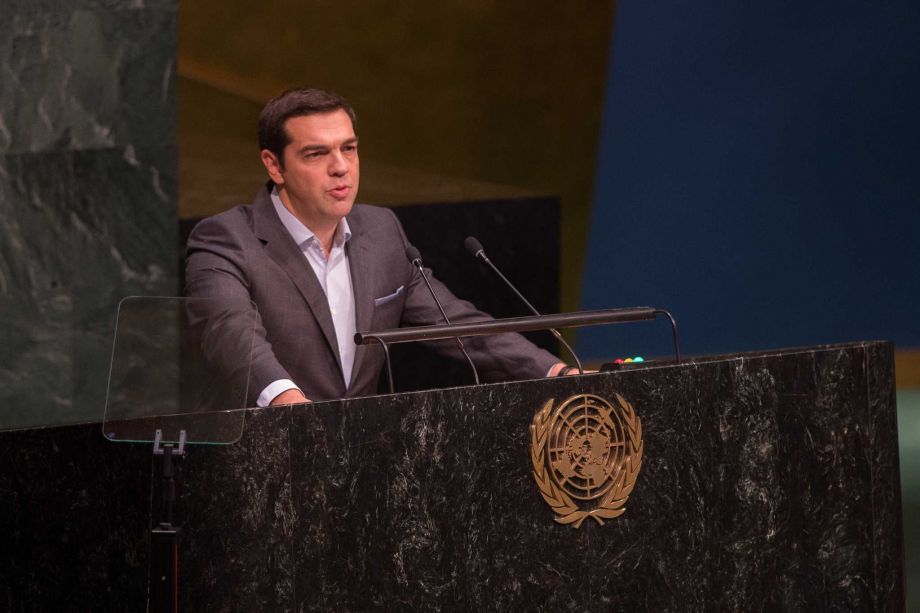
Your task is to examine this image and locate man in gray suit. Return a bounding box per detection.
[185,88,566,407]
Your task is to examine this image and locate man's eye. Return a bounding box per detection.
[306,151,324,159]
[343,145,357,153]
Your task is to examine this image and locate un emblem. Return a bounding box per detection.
[530,393,643,528]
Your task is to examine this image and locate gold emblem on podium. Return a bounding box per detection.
[530,393,643,528]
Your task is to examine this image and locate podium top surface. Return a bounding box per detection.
[0,339,894,436]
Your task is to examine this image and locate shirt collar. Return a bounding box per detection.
[270,186,352,249]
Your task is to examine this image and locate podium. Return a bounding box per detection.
[0,341,904,610]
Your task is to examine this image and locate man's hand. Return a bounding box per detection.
[548,362,568,377]
[548,362,597,377]
[270,388,310,406]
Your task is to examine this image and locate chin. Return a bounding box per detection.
[332,200,355,218]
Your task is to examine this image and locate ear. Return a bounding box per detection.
[260,149,285,185]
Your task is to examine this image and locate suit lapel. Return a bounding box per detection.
[345,210,374,389]
[251,184,344,378]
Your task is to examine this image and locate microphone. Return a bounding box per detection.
[405,246,480,385]
[463,236,584,375]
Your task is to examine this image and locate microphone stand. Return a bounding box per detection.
[407,248,480,385]
[465,237,584,375]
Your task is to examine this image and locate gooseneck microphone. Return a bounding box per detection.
[464,236,584,375]
[405,246,480,385]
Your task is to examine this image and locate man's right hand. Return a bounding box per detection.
[270,388,310,406]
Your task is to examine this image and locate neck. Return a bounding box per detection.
[312,226,336,257]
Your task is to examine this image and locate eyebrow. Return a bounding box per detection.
[297,144,327,155]
[297,138,358,155]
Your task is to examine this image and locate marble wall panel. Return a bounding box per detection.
[0,2,177,430]
[0,423,152,612]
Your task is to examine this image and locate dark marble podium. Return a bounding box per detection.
[0,341,904,611]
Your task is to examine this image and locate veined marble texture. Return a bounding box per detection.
[176,342,900,611]
[0,342,903,611]
[0,1,177,430]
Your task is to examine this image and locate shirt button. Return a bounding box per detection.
[331,308,337,315]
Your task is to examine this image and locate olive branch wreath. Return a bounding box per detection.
[530,394,643,529]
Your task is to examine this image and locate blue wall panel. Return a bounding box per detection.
[580,0,920,360]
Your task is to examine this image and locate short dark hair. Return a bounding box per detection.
[257,87,357,162]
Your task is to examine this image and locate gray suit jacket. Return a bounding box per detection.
[185,183,558,405]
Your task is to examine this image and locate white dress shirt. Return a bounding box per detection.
[256,188,357,407]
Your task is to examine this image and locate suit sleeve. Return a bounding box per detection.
[185,213,293,407]
[384,208,559,381]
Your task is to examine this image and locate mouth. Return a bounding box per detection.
[329,185,351,199]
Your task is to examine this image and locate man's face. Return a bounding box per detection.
[261,109,359,230]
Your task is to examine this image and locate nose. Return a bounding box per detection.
[328,150,348,176]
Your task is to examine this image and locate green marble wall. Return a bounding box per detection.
[0,1,177,430]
